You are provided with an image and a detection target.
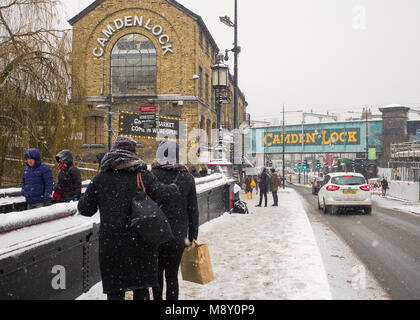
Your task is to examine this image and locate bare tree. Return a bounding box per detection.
[0,0,85,187]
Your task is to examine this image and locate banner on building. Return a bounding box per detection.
[119,111,182,139]
[368,148,377,160]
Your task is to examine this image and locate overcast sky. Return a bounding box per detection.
[62,0,420,124]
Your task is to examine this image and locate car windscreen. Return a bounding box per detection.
[331,176,366,186]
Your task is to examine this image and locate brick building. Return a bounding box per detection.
[69,0,247,164]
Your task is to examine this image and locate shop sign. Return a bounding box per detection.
[93,15,174,58]
[119,112,180,138]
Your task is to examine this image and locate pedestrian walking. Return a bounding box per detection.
[269,168,280,206]
[245,176,253,199]
[254,175,259,195]
[52,150,81,203]
[381,177,389,197]
[256,168,270,207]
[21,148,54,209]
[189,165,200,178]
[151,140,199,300]
[199,165,208,177]
[77,136,181,300]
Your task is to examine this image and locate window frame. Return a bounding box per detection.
[110,33,157,96]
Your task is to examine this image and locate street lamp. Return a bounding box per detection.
[96,95,114,151]
[220,0,241,167]
[212,53,230,160]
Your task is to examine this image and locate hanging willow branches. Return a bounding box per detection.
[0,0,85,187]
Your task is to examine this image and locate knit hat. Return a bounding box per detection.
[111,136,137,153]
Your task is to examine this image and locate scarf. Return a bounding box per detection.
[100,149,147,173]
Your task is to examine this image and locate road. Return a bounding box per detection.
[291,183,420,300]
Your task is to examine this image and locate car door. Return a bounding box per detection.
[318,175,330,203]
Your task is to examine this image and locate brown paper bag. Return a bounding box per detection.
[181,242,214,285]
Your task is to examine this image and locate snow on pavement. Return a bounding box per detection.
[79,188,332,300]
[372,195,420,216]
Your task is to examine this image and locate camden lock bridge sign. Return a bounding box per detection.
[119,112,182,139]
[249,121,383,154]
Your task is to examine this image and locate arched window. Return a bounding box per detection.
[111,34,157,95]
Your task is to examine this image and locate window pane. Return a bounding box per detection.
[111,34,157,95]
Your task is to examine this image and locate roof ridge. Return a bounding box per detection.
[68,0,219,51]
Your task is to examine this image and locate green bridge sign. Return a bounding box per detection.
[249,120,383,154]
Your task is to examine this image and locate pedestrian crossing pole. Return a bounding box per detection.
[282,104,286,189]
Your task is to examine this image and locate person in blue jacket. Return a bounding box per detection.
[21,148,54,209]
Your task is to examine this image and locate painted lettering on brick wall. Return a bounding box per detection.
[264,128,361,147]
[93,16,173,58]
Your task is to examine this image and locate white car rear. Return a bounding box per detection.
[317,173,372,214]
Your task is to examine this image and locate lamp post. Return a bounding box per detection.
[281,108,303,188]
[212,53,229,160]
[96,94,114,151]
[220,0,240,167]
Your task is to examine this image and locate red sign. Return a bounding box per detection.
[327,155,333,167]
[139,105,157,113]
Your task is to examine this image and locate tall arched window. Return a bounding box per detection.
[111,34,157,95]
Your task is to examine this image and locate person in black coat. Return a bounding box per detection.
[256,168,270,207]
[381,177,389,197]
[189,165,200,178]
[151,140,199,300]
[77,136,181,300]
[245,176,253,200]
[53,150,81,202]
[199,165,208,177]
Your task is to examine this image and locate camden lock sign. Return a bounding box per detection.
[264,128,361,147]
[119,112,180,138]
[93,15,174,58]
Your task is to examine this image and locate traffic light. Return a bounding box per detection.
[303,160,308,170]
[316,160,321,168]
[298,162,302,171]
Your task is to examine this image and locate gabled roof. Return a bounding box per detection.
[68,0,219,51]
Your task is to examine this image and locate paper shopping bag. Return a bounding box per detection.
[181,242,214,285]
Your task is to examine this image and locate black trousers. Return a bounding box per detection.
[152,247,185,301]
[258,192,268,207]
[107,288,150,300]
[272,191,278,206]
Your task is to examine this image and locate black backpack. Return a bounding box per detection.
[231,200,249,214]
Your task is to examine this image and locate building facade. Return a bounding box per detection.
[69,0,247,164]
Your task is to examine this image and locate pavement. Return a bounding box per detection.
[79,188,333,300]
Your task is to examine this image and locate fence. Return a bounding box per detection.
[0,174,234,300]
[0,157,98,188]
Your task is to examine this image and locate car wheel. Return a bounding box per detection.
[323,199,328,214]
[317,197,321,210]
[364,206,372,215]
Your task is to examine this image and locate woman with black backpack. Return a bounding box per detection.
[151,140,199,300]
[77,137,180,300]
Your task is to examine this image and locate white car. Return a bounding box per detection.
[317,172,372,214]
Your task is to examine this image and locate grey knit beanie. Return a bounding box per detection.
[111,136,137,153]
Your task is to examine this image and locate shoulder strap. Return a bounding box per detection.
[137,172,146,193]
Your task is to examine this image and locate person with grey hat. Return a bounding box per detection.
[77,136,181,300]
[151,140,199,300]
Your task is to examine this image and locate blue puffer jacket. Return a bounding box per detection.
[21,149,54,204]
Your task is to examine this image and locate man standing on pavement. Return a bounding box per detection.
[256,168,270,207]
[269,168,280,207]
[381,177,389,197]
